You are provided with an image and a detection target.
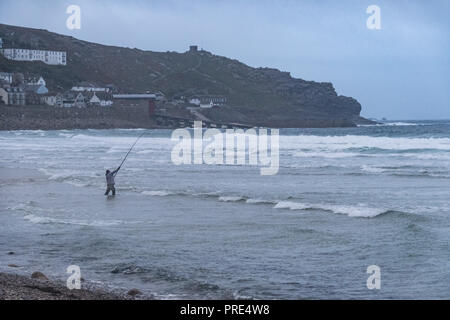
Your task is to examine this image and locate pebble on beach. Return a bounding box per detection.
[127,288,142,296]
[31,271,49,280]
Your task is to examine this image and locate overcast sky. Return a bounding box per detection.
[0,0,448,119]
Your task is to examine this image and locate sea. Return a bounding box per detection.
[1,120,449,299]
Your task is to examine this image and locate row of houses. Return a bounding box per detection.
[0,87,26,106]
[51,91,113,108]
[0,72,116,107]
[0,70,227,109]
[0,38,67,66]
[0,88,115,107]
[0,72,13,84]
[0,73,48,106]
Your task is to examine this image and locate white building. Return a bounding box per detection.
[28,76,46,86]
[90,92,101,105]
[56,92,85,108]
[0,88,8,104]
[71,86,110,92]
[88,92,112,107]
[88,92,111,106]
[189,95,227,108]
[189,98,201,106]
[41,95,57,106]
[0,72,13,84]
[0,48,67,65]
[112,94,156,99]
[200,101,214,108]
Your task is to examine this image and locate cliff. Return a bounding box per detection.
[0,23,374,128]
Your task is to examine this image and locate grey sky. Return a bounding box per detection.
[0,0,448,119]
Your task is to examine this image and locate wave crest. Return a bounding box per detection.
[274,201,389,218]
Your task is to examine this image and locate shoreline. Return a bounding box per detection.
[0,105,370,131]
[0,271,146,300]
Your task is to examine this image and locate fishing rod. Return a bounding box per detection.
[116,130,147,174]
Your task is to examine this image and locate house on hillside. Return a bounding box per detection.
[0,72,13,84]
[72,92,85,108]
[71,82,110,93]
[40,94,57,106]
[56,92,86,108]
[189,95,227,108]
[189,97,201,106]
[55,93,63,107]
[27,76,46,86]
[89,92,101,106]
[0,48,67,65]
[1,87,26,106]
[0,88,8,104]
[23,84,49,105]
[86,92,113,107]
[23,84,49,95]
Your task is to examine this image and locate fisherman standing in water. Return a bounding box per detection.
[104,130,146,196]
[105,167,120,196]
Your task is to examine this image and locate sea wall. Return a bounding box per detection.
[0,105,159,130]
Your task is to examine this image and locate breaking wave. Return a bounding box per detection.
[218,196,246,202]
[245,198,278,205]
[282,135,450,154]
[8,202,125,227]
[23,214,123,227]
[139,189,396,218]
[273,201,391,218]
[142,190,175,196]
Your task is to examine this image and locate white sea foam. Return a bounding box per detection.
[39,168,98,180]
[273,201,387,218]
[58,133,75,138]
[382,122,418,126]
[7,202,40,214]
[360,165,388,173]
[142,190,174,196]
[359,122,422,127]
[292,151,361,158]
[136,150,154,154]
[274,201,311,211]
[218,196,246,202]
[10,201,125,227]
[23,214,123,226]
[245,198,277,204]
[233,291,255,300]
[281,135,450,153]
[66,181,90,187]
